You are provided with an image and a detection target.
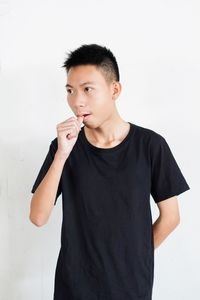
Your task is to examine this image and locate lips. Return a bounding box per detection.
[77,112,92,117]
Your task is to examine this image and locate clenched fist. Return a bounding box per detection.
[56,116,84,159]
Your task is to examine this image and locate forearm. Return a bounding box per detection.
[29,151,68,226]
[153,215,180,249]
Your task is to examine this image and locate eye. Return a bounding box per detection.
[85,87,92,92]
[67,89,73,94]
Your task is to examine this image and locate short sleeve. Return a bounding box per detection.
[150,134,190,203]
[31,138,62,205]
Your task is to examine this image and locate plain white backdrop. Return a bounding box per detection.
[0,0,198,299]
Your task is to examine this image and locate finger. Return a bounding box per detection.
[57,119,79,129]
[77,116,84,126]
[58,126,77,138]
[57,122,75,129]
[57,118,80,129]
[58,117,76,126]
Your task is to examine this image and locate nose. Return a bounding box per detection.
[72,91,87,108]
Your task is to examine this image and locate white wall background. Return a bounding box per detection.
[0,0,199,299]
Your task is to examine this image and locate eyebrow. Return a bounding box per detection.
[65,81,96,88]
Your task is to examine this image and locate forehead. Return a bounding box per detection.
[66,65,106,87]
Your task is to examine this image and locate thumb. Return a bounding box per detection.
[77,115,84,125]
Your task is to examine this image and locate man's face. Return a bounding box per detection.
[65,64,120,128]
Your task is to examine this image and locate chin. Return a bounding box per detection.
[84,124,95,129]
[84,122,100,130]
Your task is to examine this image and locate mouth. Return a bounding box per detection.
[82,113,91,121]
[77,112,92,118]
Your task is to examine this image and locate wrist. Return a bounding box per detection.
[54,150,69,164]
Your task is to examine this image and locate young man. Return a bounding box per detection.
[30,44,190,300]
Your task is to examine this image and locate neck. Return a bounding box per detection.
[84,113,130,145]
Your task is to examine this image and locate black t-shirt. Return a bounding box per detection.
[31,122,190,300]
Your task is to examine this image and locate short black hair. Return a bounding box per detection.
[62,44,120,83]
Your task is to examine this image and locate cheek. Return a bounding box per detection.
[97,100,113,117]
[93,91,111,104]
[89,92,113,113]
[67,97,73,107]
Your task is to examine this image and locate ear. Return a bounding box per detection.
[112,81,121,99]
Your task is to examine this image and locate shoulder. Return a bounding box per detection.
[134,123,166,145]
[134,124,175,165]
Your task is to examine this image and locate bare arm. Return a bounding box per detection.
[29,152,68,226]
[153,196,180,249]
[29,115,84,227]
